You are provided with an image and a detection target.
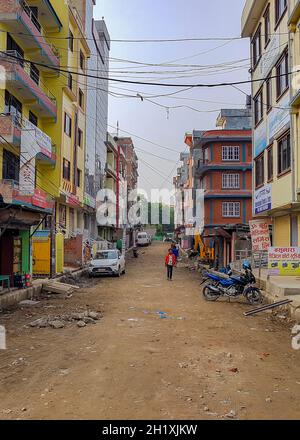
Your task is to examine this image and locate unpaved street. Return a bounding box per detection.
[0,242,300,420]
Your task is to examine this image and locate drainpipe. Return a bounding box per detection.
[116,145,120,229]
[289,27,297,206]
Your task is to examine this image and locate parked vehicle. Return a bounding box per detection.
[88,250,125,277]
[163,233,175,243]
[201,261,262,305]
[136,232,150,246]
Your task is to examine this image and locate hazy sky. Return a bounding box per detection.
[94,0,250,194]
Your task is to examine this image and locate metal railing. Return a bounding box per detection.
[19,0,60,59]
[1,51,57,105]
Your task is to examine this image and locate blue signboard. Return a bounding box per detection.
[254,120,267,158]
[254,184,272,215]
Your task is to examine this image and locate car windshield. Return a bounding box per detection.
[95,251,118,260]
[138,234,147,238]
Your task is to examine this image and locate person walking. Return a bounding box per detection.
[165,248,176,281]
[171,243,179,262]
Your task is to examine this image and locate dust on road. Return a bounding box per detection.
[0,242,299,420]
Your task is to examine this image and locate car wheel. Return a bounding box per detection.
[122,268,126,275]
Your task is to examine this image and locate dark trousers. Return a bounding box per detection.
[167,265,173,279]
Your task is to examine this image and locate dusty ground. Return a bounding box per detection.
[0,242,300,420]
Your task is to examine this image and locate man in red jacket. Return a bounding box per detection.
[165,248,176,281]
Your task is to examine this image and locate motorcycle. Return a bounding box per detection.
[201,261,262,305]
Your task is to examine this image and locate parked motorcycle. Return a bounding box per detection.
[201,261,262,305]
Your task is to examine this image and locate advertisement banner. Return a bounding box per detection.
[254,120,268,158]
[249,219,271,251]
[268,94,290,140]
[254,184,272,215]
[268,247,300,276]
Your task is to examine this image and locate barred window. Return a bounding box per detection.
[222,146,240,161]
[222,202,240,218]
[222,174,240,189]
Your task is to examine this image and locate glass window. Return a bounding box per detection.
[267,146,273,181]
[222,146,240,161]
[222,202,240,218]
[275,0,287,25]
[254,88,263,125]
[29,111,38,126]
[68,73,73,91]
[278,132,291,175]
[63,158,71,181]
[222,174,240,189]
[64,112,72,137]
[77,128,83,147]
[276,50,289,98]
[5,90,22,119]
[252,25,261,67]
[79,50,85,70]
[2,149,20,182]
[264,5,271,46]
[95,251,118,260]
[79,89,84,108]
[77,168,81,187]
[255,154,264,187]
[69,30,74,52]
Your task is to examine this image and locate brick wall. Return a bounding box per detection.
[64,235,83,266]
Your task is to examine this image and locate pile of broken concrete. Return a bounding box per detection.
[28,310,102,329]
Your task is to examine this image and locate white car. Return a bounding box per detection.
[136,232,150,246]
[88,250,125,277]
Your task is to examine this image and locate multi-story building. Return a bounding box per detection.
[173,152,189,229]
[117,137,139,246]
[241,0,299,246]
[72,1,110,241]
[184,108,252,266]
[0,0,92,279]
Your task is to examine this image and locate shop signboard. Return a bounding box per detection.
[249,219,271,251]
[268,94,290,140]
[268,247,300,276]
[254,184,272,215]
[254,120,268,158]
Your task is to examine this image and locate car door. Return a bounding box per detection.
[120,253,125,270]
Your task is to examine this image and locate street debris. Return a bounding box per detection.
[42,281,78,295]
[28,309,102,329]
[19,300,40,307]
[229,367,239,373]
[224,410,236,419]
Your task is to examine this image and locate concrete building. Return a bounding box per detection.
[71,1,110,241]
[241,0,299,246]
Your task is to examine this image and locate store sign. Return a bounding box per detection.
[32,189,48,209]
[66,194,81,207]
[254,120,268,158]
[268,247,300,276]
[249,219,271,251]
[254,184,272,215]
[260,33,280,78]
[84,193,96,209]
[268,94,290,140]
[20,119,52,195]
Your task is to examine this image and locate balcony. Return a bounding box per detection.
[0,51,57,119]
[241,0,265,37]
[0,113,56,164]
[0,0,61,69]
[195,160,252,177]
[0,113,21,146]
[105,162,117,179]
[0,179,54,212]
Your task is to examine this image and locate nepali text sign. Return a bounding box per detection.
[268,247,300,276]
[254,184,272,215]
[249,220,271,251]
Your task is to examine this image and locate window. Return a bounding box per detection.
[63,158,71,181]
[30,63,39,85]
[64,112,72,137]
[7,33,24,64]
[255,154,264,187]
[266,75,272,111]
[69,30,74,51]
[5,90,22,119]
[68,73,73,91]
[59,204,66,228]
[267,146,273,181]
[79,50,85,70]
[264,5,271,46]
[222,146,240,161]
[77,128,83,147]
[278,132,291,175]
[2,149,20,182]
[222,174,240,189]
[79,89,84,108]
[252,25,261,67]
[254,88,264,125]
[29,111,38,126]
[76,168,82,187]
[276,50,289,98]
[275,0,287,25]
[222,202,240,218]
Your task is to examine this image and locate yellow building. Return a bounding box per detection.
[0,0,90,275]
[242,0,300,246]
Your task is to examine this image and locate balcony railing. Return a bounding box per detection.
[20,0,60,58]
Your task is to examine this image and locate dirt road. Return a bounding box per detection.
[0,242,300,420]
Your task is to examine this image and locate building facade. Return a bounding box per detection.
[242,0,300,246]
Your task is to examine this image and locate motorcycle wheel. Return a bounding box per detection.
[203,285,221,301]
[245,287,263,305]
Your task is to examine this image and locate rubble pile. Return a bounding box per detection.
[28,310,103,329]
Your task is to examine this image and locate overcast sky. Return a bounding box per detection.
[95,0,250,195]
